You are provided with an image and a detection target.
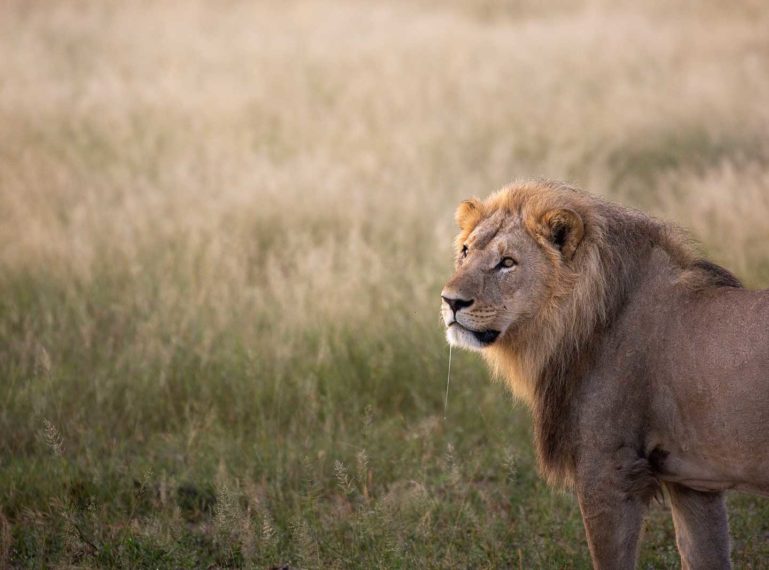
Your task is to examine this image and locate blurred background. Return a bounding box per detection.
[2,0,769,567]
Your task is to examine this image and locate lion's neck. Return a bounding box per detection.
[483,344,539,406]
[485,320,603,488]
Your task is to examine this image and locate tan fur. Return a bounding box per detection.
[441,180,767,569]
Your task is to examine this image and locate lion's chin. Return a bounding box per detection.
[445,323,500,351]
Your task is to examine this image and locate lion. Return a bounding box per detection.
[440,180,769,569]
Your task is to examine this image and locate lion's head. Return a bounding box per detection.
[441,187,585,352]
[440,179,710,406]
[440,181,629,404]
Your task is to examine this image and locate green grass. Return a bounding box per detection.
[1,272,580,568]
[2,0,769,567]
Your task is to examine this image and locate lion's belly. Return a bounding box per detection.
[657,449,769,496]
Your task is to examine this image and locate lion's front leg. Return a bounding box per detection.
[665,483,731,570]
[576,451,653,570]
[577,490,645,569]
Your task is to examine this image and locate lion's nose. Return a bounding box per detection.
[441,295,474,313]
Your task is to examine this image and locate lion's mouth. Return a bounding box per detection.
[448,322,501,346]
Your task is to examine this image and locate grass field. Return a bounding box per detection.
[2,0,769,567]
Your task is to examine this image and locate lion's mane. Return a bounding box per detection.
[477,181,741,487]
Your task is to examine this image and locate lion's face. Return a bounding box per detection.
[441,210,552,351]
[441,194,584,352]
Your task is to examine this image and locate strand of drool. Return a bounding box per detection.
[444,344,452,420]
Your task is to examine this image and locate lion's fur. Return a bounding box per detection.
[457,180,741,487]
[443,180,765,567]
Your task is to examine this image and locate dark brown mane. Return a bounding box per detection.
[690,259,743,289]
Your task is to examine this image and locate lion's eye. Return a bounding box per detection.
[498,257,517,269]
[461,245,468,258]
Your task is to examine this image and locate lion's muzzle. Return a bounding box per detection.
[442,292,502,350]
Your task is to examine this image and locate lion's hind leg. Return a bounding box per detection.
[665,482,731,570]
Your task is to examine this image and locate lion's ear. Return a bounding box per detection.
[455,198,483,230]
[540,208,584,260]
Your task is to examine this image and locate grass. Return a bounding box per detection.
[2,0,769,567]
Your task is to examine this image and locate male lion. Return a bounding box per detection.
[440,180,769,570]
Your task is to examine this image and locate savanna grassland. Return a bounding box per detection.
[2,0,769,567]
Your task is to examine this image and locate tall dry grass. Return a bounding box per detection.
[2,0,769,567]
